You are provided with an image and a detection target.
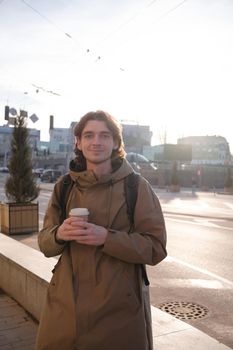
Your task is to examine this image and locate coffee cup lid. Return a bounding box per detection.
[69,208,89,216]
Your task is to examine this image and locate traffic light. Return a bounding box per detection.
[4,105,9,120]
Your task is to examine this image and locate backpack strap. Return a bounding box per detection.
[124,172,150,286]
[124,172,140,225]
[59,173,74,223]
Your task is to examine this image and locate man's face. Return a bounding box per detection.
[76,120,117,167]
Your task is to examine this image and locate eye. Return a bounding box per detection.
[83,133,93,139]
[101,133,111,139]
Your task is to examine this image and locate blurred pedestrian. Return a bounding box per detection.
[192,176,196,195]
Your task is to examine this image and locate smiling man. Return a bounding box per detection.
[36,110,167,350]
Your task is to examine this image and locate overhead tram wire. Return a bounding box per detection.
[20,0,189,67]
[92,0,189,68]
[20,0,104,63]
[93,0,159,49]
[20,0,160,72]
[157,0,189,21]
[19,0,129,78]
[2,0,190,106]
[19,0,102,89]
[20,0,74,41]
[19,0,161,76]
[19,0,189,91]
[101,0,190,69]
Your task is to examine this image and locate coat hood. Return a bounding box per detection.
[68,157,135,189]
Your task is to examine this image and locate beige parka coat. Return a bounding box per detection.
[35,158,167,350]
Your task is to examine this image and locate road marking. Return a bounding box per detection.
[167,256,233,288]
[154,278,231,290]
[224,202,233,210]
[163,198,210,209]
[166,217,218,227]
[165,216,233,231]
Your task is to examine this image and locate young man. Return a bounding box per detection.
[36,110,167,350]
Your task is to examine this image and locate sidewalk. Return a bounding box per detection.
[0,288,231,350]
[0,289,38,350]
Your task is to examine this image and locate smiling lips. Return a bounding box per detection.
[90,149,103,153]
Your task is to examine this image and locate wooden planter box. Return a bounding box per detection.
[0,202,38,235]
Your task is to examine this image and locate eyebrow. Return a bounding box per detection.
[82,130,112,136]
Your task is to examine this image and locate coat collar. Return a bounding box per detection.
[69,158,134,189]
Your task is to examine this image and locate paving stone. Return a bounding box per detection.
[0,290,38,350]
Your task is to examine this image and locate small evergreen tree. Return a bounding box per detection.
[224,167,233,188]
[5,114,40,203]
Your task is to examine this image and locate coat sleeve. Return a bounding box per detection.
[102,177,167,266]
[38,181,67,257]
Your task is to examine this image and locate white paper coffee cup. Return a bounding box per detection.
[69,208,89,220]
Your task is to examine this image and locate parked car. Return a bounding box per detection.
[126,152,158,185]
[40,169,62,183]
[32,168,44,178]
[0,167,9,173]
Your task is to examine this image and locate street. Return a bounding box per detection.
[151,189,233,348]
[1,175,233,348]
[149,213,233,348]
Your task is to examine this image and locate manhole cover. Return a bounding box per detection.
[158,301,209,320]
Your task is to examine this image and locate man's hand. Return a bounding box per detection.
[56,217,108,246]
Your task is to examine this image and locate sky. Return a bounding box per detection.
[1,0,233,153]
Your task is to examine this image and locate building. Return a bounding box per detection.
[49,127,74,153]
[177,135,231,165]
[48,115,76,154]
[143,144,192,163]
[0,124,40,166]
[122,123,152,154]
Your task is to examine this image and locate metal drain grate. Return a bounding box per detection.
[158,301,209,320]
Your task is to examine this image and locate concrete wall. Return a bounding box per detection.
[0,233,57,321]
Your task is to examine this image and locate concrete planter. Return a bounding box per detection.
[0,202,38,235]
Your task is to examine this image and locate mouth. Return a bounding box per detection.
[90,149,103,155]
[90,148,103,152]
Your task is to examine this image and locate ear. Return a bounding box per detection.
[76,137,82,150]
[113,140,118,150]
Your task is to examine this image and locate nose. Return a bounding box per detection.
[93,134,101,144]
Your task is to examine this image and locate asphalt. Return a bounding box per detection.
[0,183,232,350]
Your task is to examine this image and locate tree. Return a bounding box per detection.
[5,114,40,203]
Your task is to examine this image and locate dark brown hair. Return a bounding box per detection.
[73,110,125,168]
